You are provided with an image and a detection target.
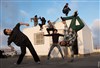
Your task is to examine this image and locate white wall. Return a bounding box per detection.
[82,25,94,54]
[23,21,94,57]
[23,25,51,56]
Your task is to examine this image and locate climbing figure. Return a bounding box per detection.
[46,18,59,34]
[62,3,71,16]
[39,17,46,30]
[46,20,55,34]
[31,15,39,26]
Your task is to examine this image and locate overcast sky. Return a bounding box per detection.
[0,0,100,50]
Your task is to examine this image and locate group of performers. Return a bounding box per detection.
[3,3,85,65]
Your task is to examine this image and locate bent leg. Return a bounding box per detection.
[46,28,50,34]
[69,17,77,30]
[75,16,85,31]
[61,16,74,20]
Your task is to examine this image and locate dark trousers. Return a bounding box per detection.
[72,38,78,55]
[17,41,40,64]
[46,28,55,34]
[39,23,45,30]
[48,43,64,59]
[64,11,69,16]
[63,9,70,16]
[39,24,43,29]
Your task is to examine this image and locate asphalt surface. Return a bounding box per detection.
[0,53,100,68]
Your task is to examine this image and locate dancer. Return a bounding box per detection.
[44,29,64,60]
[62,3,71,16]
[31,15,39,26]
[3,22,40,65]
[46,20,55,34]
[61,11,85,62]
[46,18,59,34]
[39,17,46,30]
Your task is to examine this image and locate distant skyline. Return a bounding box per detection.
[0,0,100,49]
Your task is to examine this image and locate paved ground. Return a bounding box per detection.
[0,53,100,68]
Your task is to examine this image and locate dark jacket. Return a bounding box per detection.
[41,17,46,25]
[44,33,64,43]
[8,23,29,46]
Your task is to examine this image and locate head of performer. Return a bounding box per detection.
[65,3,68,7]
[35,15,37,18]
[3,29,12,35]
[54,29,58,34]
[47,20,50,22]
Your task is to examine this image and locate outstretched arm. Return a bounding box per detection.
[44,34,53,36]
[58,34,64,37]
[19,22,29,26]
[13,22,29,31]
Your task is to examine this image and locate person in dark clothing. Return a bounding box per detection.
[62,3,71,16]
[61,11,85,62]
[44,29,64,60]
[3,23,40,65]
[46,20,55,34]
[39,17,46,30]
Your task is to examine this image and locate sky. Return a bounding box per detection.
[0,0,100,50]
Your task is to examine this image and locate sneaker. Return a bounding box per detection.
[14,63,20,65]
[73,11,78,17]
[36,61,40,64]
[14,63,17,65]
[68,59,74,62]
[62,57,64,60]
[70,59,74,62]
[47,57,50,60]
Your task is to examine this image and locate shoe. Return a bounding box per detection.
[62,56,64,59]
[14,63,20,65]
[36,61,40,64]
[68,59,74,62]
[73,11,78,17]
[70,59,74,62]
[47,58,49,60]
[60,16,65,21]
[14,63,17,65]
[47,57,50,60]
